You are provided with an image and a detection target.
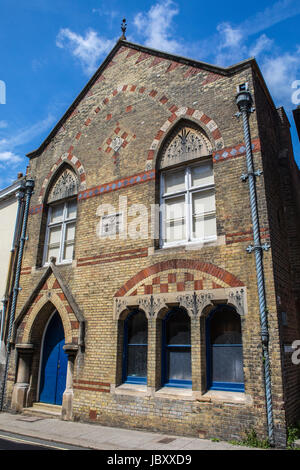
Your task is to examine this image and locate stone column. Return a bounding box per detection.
[11,343,34,412]
[191,316,202,395]
[62,344,78,420]
[146,317,161,395]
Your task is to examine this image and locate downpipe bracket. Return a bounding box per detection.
[234,107,255,118]
[246,243,271,253]
[241,169,263,181]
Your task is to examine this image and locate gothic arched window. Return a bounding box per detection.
[158,123,216,248]
[42,166,79,265]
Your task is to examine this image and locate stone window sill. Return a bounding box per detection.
[113,383,151,397]
[112,385,252,405]
[149,235,225,256]
[197,390,252,405]
[154,387,195,401]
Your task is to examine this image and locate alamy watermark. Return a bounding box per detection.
[0,80,6,104]
[95,195,209,248]
[292,80,300,105]
[291,340,300,365]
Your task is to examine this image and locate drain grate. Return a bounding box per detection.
[157,437,176,444]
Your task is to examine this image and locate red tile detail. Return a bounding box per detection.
[160,284,168,293]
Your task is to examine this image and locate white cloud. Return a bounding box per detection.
[211,20,300,110]
[0,151,22,164]
[249,34,274,58]
[0,113,55,188]
[217,23,243,50]
[56,28,115,76]
[133,0,182,54]
[261,51,300,108]
[240,0,300,38]
[0,120,7,129]
[0,114,55,151]
[213,23,248,67]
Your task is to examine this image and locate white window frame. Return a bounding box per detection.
[43,199,77,266]
[160,160,217,248]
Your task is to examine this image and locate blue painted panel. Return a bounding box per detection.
[56,339,68,405]
[39,312,67,405]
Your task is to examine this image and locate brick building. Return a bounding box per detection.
[2,37,300,447]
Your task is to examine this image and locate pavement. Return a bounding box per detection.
[0,411,254,451]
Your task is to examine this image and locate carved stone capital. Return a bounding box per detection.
[114,298,130,320]
[177,292,214,318]
[227,288,246,316]
[138,295,168,318]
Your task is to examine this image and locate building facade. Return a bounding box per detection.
[3,39,300,447]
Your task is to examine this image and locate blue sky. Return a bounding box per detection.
[0,0,300,189]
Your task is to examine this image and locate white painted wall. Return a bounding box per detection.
[0,196,18,301]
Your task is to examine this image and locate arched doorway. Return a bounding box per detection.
[39,311,68,405]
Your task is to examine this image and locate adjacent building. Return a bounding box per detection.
[0,175,25,375]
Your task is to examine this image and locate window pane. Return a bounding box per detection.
[204,215,217,238]
[211,309,242,345]
[67,200,77,219]
[192,190,215,215]
[65,223,76,241]
[193,214,216,239]
[164,196,186,242]
[167,347,191,381]
[127,345,147,378]
[128,311,147,345]
[164,170,185,194]
[47,245,60,263]
[63,243,74,260]
[166,309,190,345]
[50,204,64,223]
[48,226,62,245]
[191,163,214,187]
[209,307,244,385]
[212,346,244,383]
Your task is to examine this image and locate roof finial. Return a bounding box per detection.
[121,18,127,40]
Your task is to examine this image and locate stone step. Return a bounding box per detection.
[294,439,300,449]
[22,402,62,418]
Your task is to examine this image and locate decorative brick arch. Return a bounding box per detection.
[21,292,74,345]
[14,262,85,347]
[114,260,244,297]
[67,83,224,169]
[38,153,87,204]
[146,110,224,170]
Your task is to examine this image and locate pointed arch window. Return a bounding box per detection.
[42,167,79,265]
[158,123,216,248]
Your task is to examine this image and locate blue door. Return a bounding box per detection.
[39,312,68,405]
